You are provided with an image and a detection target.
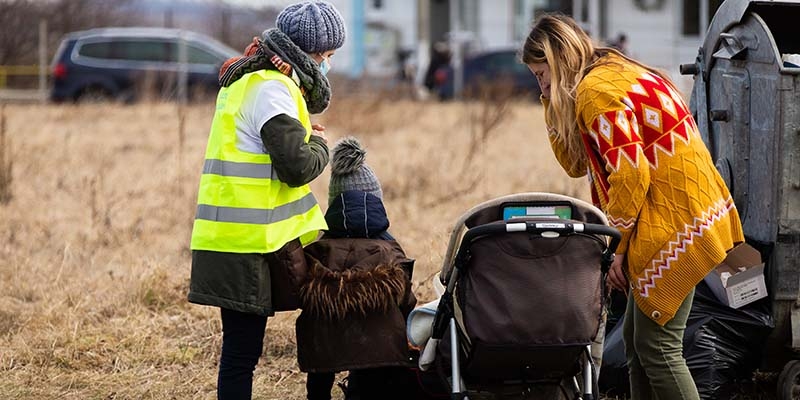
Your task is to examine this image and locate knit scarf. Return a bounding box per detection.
[218,28,331,114]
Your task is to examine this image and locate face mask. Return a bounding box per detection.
[319,58,331,76]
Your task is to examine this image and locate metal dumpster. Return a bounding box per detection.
[680,1,800,397]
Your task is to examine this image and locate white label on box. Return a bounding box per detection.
[727,277,767,308]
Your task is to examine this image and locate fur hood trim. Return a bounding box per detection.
[300,261,407,320]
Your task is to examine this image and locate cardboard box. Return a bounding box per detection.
[703,243,767,308]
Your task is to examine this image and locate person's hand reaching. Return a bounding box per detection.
[311,123,327,144]
[607,253,628,294]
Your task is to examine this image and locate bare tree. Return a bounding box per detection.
[0,0,283,66]
[46,0,137,34]
[0,0,43,64]
[0,0,140,65]
[204,2,281,51]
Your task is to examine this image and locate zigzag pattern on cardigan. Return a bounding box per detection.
[636,196,736,297]
[608,215,635,230]
[585,72,694,173]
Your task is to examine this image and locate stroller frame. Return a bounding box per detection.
[429,193,621,400]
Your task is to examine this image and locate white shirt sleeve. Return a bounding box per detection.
[250,80,299,131]
[235,79,301,154]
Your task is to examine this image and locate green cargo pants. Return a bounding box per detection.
[623,288,699,400]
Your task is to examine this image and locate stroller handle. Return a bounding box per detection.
[451,220,622,278]
[506,220,621,253]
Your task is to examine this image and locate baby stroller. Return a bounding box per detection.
[417,193,620,399]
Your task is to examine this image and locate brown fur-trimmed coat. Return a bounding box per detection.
[296,238,417,373]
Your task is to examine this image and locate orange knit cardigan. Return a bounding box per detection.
[545,54,744,325]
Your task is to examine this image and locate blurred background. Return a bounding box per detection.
[0,0,723,103]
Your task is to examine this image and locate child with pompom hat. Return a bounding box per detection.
[297,137,419,400]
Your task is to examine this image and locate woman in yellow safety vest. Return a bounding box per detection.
[187,2,345,398]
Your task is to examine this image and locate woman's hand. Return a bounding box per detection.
[311,123,327,144]
[607,253,628,293]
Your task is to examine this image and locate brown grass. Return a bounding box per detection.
[0,97,589,399]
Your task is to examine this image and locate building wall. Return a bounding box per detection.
[325,0,356,74]
[365,0,418,48]
[605,1,679,71]
[333,0,705,92]
[603,0,702,94]
[324,0,418,77]
[477,0,515,50]
[364,1,417,77]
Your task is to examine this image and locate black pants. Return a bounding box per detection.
[306,372,336,400]
[306,367,418,400]
[218,308,268,400]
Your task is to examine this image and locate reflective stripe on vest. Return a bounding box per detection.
[203,159,275,180]
[196,192,317,225]
[190,69,327,254]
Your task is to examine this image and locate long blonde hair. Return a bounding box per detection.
[521,14,677,172]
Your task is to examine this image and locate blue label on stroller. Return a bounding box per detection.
[503,205,572,220]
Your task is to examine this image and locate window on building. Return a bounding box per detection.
[682,0,723,36]
[458,0,479,34]
[598,0,608,40]
[512,0,531,42]
[513,0,574,41]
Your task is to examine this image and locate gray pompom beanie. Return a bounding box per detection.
[328,137,383,204]
[276,1,346,54]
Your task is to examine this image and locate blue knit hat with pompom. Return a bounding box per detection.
[276,1,346,54]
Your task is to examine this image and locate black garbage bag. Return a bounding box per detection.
[599,281,773,399]
[684,280,773,399]
[598,314,629,397]
[605,290,629,333]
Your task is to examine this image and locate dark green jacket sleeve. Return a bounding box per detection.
[261,113,329,187]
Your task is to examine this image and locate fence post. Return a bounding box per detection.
[177,30,188,104]
[449,0,463,100]
[39,19,48,103]
[0,104,12,204]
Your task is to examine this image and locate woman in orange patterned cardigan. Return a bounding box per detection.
[522,14,744,400]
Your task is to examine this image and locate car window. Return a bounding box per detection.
[162,42,223,64]
[116,40,170,62]
[78,39,170,62]
[186,46,223,65]
[77,41,113,59]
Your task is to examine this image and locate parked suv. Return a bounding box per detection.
[433,49,540,100]
[50,27,238,102]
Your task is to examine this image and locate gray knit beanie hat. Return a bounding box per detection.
[276,1,346,54]
[328,137,383,204]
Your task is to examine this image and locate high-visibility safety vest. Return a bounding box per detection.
[190,69,327,254]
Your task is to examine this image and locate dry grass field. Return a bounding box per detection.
[0,96,594,399]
